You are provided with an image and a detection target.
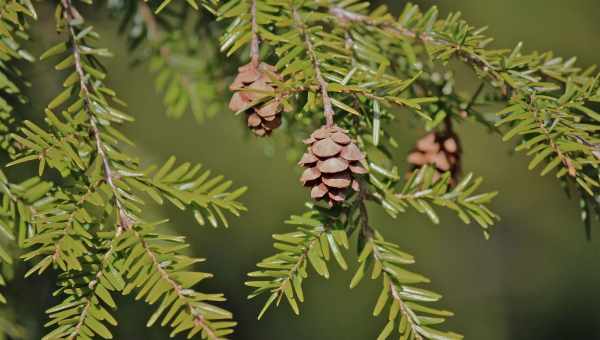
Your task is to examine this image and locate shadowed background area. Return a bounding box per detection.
[8,0,600,339]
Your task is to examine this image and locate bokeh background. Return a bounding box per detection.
[7,0,600,339]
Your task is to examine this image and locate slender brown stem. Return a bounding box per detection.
[357,192,423,339]
[329,6,419,40]
[574,135,600,161]
[275,231,324,297]
[529,96,577,177]
[68,244,117,340]
[387,273,424,340]
[466,82,485,112]
[250,0,260,66]
[134,231,219,340]
[61,0,131,234]
[292,6,335,127]
[443,114,454,136]
[328,6,503,86]
[138,0,160,40]
[58,2,131,336]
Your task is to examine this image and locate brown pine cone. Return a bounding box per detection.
[407,132,461,183]
[228,62,283,137]
[299,125,368,207]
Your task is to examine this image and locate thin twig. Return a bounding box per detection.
[61,0,131,233]
[463,81,485,117]
[387,274,424,340]
[250,0,260,66]
[134,231,220,340]
[529,96,577,177]
[68,243,117,340]
[273,230,324,303]
[357,191,423,340]
[59,1,130,334]
[138,1,160,40]
[329,6,503,84]
[292,6,335,127]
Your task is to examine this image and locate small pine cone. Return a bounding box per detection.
[228,62,283,137]
[407,132,461,183]
[299,125,368,207]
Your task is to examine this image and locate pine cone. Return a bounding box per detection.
[299,125,368,207]
[407,132,461,183]
[228,62,283,137]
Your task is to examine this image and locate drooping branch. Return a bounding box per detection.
[355,194,460,339]
[9,2,246,339]
[61,0,132,233]
[246,210,349,318]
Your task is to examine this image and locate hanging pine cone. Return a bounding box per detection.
[299,125,368,207]
[407,132,461,183]
[228,62,283,137]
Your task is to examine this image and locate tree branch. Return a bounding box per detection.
[61,0,132,233]
[328,5,597,181]
[328,6,502,83]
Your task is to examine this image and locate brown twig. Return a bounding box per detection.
[357,191,424,340]
[463,81,485,115]
[67,243,117,340]
[273,231,324,303]
[61,0,131,234]
[134,230,220,340]
[529,96,577,177]
[138,1,160,40]
[250,0,260,66]
[328,6,504,87]
[59,1,131,336]
[292,6,335,127]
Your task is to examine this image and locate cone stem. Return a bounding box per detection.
[293,7,335,127]
[443,115,453,134]
[138,1,159,41]
[250,0,260,67]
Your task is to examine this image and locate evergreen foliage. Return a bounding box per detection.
[0,0,596,339]
[2,0,245,338]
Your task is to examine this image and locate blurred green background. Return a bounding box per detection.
[9,0,600,339]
